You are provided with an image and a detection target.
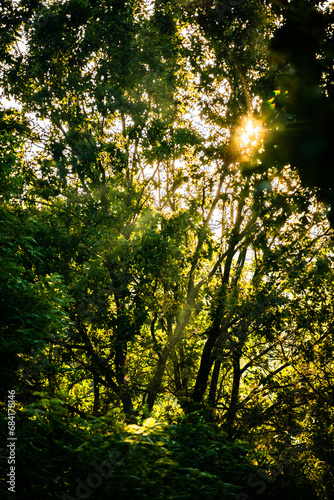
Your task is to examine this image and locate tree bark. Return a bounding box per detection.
[192,322,221,402]
[147,303,193,410]
[93,375,100,415]
[171,348,182,393]
[208,359,221,406]
[225,349,242,434]
[179,344,188,396]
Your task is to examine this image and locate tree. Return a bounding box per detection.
[1,1,334,498]
[262,0,334,224]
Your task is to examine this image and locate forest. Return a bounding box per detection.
[1,0,334,498]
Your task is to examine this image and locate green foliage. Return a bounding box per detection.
[0,406,252,499]
[262,1,334,223]
[0,206,73,397]
[1,1,334,499]
[0,108,28,200]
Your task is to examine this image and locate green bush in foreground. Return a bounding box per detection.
[1,404,253,500]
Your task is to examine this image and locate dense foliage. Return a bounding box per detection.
[1,0,334,498]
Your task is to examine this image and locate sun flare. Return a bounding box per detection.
[233,115,263,161]
[240,119,261,147]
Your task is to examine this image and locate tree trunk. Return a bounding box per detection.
[93,375,100,415]
[115,342,134,420]
[208,359,221,406]
[171,348,182,393]
[147,303,193,410]
[225,350,241,434]
[179,345,188,396]
[192,323,221,402]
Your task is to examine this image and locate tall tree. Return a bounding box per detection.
[1,1,333,452]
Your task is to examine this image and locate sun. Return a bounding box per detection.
[240,118,261,147]
[233,115,263,161]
